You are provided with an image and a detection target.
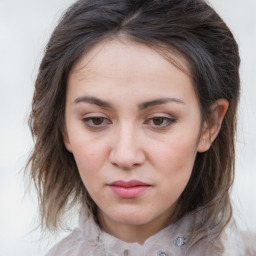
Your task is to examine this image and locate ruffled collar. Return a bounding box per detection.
[78,207,191,256]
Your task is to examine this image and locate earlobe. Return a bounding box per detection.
[197,99,229,153]
[62,127,73,153]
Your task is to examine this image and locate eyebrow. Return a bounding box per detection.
[138,97,185,110]
[74,96,112,108]
[73,96,185,109]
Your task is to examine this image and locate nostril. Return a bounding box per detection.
[109,132,146,168]
[109,149,145,169]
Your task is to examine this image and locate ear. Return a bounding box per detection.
[197,99,229,153]
[62,127,73,153]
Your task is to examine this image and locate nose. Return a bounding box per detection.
[109,125,145,169]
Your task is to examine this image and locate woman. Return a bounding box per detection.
[26,0,255,255]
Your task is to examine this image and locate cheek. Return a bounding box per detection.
[151,134,198,172]
[71,142,108,199]
[149,132,199,195]
[153,140,196,201]
[70,138,108,180]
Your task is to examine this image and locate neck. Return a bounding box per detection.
[97,209,176,244]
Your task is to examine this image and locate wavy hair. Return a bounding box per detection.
[26,0,240,247]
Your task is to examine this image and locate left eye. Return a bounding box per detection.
[147,117,175,127]
[82,117,111,128]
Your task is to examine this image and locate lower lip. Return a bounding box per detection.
[109,185,150,198]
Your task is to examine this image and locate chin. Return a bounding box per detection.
[107,209,156,226]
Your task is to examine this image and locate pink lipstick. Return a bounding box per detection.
[108,180,150,198]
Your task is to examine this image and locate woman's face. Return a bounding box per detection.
[64,39,208,241]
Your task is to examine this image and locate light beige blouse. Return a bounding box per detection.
[46,208,256,256]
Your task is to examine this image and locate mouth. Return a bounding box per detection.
[107,179,151,198]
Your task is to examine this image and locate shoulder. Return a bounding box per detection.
[177,213,256,256]
[186,229,256,256]
[223,229,256,256]
[45,213,104,256]
[46,228,102,256]
[45,228,87,256]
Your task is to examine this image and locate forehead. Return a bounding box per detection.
[67,38,196,104]
[70,38,190,80]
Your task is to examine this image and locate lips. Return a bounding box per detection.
[108,180,151,198]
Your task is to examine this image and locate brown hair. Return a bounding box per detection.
[26,0,240,246]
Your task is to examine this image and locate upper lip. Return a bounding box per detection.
[108,180,150,187]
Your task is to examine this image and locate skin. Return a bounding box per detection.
[63,39,228,244]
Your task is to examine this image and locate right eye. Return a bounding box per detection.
[82,117,111,129]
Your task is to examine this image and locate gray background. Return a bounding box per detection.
[0,0,255,255]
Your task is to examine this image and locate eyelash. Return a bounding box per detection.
[144,116,176,128]
[82,116,176,130]
[82,116,111,129]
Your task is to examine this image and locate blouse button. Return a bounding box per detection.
[157,252,167,256]
[173,236,185,247]
[123,249,129,256]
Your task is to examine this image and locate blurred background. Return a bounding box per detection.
[0,0,255,255]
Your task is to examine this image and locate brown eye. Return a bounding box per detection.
[82,116,111,129]
[146,116,176,128]
[91,117,104,125]
[152,117,165,126]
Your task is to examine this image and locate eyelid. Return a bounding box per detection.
[82,115,112,129]
[145,112,177,121]
[143,114,177,128]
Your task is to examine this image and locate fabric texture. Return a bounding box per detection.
[46,207,256,256]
